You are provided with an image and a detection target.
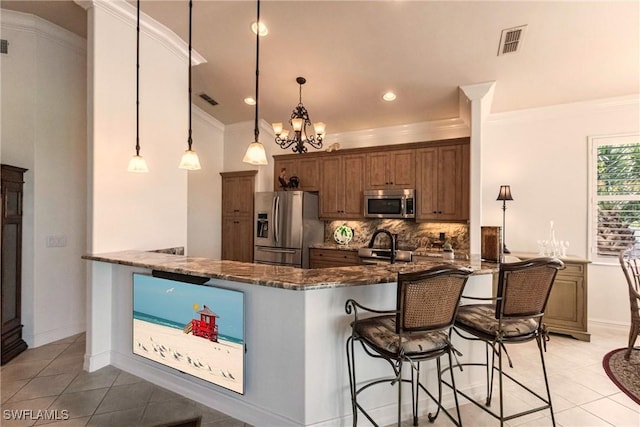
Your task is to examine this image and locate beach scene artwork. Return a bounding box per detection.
[133,274,244,394]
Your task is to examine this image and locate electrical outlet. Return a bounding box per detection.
[46,235,67,248]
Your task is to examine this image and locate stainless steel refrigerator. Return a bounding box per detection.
[254,191,323,268]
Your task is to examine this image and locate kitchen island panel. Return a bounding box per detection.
[84,257,493,426]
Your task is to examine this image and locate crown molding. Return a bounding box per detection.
[324,117,469,148]
[75,0,206,66]
[487,94,640,124]
[192,104,225,132]
[1,9,86,54]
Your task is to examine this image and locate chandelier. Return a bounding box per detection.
[272,77,326,154]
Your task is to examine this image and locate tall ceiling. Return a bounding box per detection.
[2,1,639,134]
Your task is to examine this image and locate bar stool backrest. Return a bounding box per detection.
[496,257,564,319]
[396,266,472,333]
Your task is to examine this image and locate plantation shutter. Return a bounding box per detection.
[595,140,640,256]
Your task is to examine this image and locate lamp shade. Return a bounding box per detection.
[128,154,149,173]
[179,149,201,170]
[272,123,283,135]
[243,141,268,165]
[496,185,514,201]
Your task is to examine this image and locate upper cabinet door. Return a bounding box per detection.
[388,150,415,188]
[437,144,469,221]
[365,152,390,189]
[319,156,342,218]
[415,143,469,222]
[319,154,365,219]
[365,149,415,190]
[273,157,320,191]
[415,147,439,220]
[342,154,366,218]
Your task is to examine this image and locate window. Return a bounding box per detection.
[588,134,640,261]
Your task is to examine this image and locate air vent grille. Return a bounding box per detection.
[1,39,8,55]
[199,93,218,106]
[498,25,527,56]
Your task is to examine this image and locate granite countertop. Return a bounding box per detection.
[83,250,498,291]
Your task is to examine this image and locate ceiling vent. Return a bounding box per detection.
[1,39,8,55]
[199,93,218,106]
[498,25,527,56]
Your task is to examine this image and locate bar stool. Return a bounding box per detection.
[452,257,564,426]
[345,265,473,426]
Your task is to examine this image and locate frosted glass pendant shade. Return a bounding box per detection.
[242,141,268,165]
[128,154,149,173]
[179,149,202,170]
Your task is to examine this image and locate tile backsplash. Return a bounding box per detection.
[325,220,469,253]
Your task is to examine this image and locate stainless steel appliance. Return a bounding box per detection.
[254,191,323,268]
[364,189,416,219]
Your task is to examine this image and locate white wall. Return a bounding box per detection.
[86,0,188,253]
[483,95,640,327]
[1,10,87,346]
[186,106,225,258]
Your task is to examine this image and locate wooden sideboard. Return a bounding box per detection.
[515,253,590,342]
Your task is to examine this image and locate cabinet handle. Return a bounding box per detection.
[433,211,437,214]
[233,209,240,212]
[233,220,239,224]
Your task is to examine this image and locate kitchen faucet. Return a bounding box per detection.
[368,229,398,264]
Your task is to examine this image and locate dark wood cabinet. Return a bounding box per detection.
[365,149,415,189]
[416,142,469,222]
[273,156,320,191]
[319,154,365,219]
[220,171,257,263]
[1,164,28,364]
[309,248,361,268]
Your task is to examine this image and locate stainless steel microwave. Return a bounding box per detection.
[364,189,415,219]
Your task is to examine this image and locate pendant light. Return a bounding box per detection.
[128,0,149,173]
[179,0,202,170]
[242,0,268,165]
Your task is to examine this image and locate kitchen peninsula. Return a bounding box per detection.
[83,250,496,426]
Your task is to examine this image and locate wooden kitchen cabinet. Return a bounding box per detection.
[319,154,365,219]
[416,142,469,222]
[221,171,257,263]
[1,164,28,364]
[365,149,415,190]
[309,248,360,268]
[273,156,320,191]
[221,216,254,263]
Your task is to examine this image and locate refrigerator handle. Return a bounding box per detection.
[273,195,280,243]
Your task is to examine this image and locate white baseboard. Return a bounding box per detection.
[25,324,85,348]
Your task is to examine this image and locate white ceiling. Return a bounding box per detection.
[2,1,639,134]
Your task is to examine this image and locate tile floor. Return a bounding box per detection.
[1,325,638,426]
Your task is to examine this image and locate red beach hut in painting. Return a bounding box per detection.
[190,305,219,342]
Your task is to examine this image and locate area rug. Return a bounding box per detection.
[602,348,640,405]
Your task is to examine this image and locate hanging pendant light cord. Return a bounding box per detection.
[135,0,141,156]
[253,0,260,142]
[187,0,193,150]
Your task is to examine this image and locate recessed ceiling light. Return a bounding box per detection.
[251,21,268,37]
[383,91,397,102]
[244,97,256,106]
